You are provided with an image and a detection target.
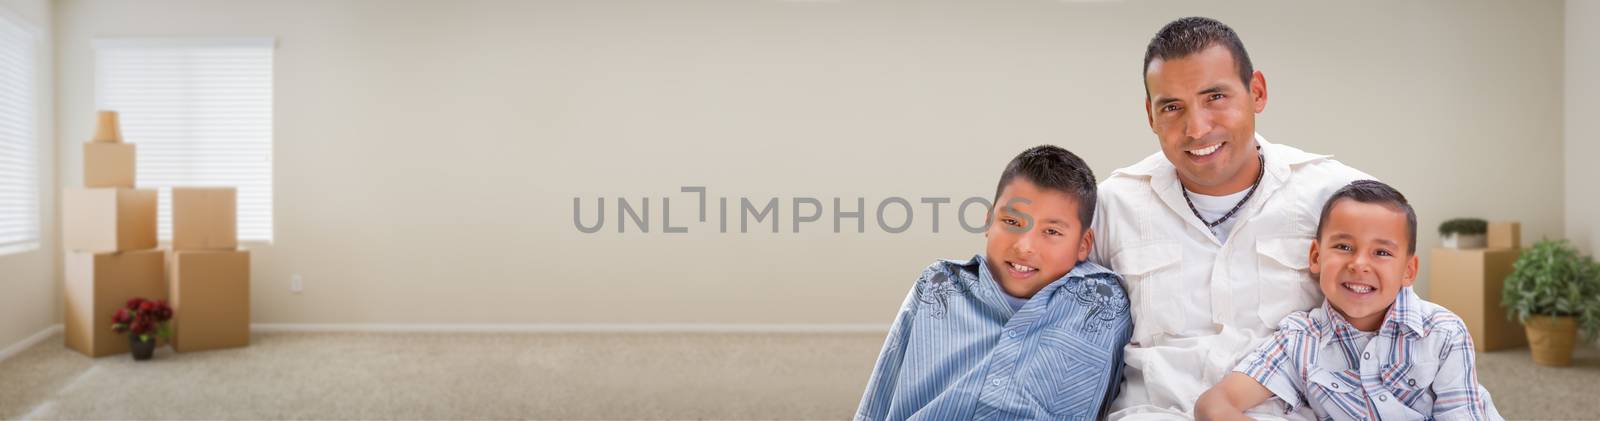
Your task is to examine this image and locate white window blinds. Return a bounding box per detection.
[0,11,40,254]
[95,38,275,242]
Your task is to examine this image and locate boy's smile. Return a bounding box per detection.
[1310,199,1418,331]
[985,178,1093,300]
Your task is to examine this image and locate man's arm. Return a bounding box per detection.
[1196,372,1275,421]
[1087,186,1112,268]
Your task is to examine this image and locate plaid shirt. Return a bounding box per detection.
[1235,287,1502,421]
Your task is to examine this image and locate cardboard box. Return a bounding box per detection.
[91,110,123,143]
[1488,222,1521,249]
[62,188,157,252]
[63,249,168,357]
[1428,248,1526,351]
[83,142,135,188]
[172,187,238,251]
[168,249,250,352]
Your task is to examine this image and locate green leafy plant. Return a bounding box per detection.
[1438,218,1488,236]
[1502,239,1600,340]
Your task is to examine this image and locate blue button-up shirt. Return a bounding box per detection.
[1235,287,1502,421]
[855,255,1134,421]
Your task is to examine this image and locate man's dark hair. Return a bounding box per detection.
[992,145,1097,231]
[1142,17,1254,98]
[1316,180,1418,255]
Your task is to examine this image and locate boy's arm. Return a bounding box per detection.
[854,285,918,421]
[1096,309,1134,419]
[1430,330,1502,421]
[1196,372,1275,421]
[1204,320,1314,420]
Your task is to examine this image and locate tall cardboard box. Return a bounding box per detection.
[172,187,237,250]
[168,249,250,352]
[1428,248,1526,351]
[63,249,168,357]
[83,142,135,188]
[62,188,157,252]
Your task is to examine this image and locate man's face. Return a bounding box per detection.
[1144,44,1267,196]
[984,178,1093,299]
[1309,199,1419,332]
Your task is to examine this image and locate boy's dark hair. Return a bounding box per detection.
[1142,17,1254,98]
[1316,180,1418,255]
[993,145,1096,230]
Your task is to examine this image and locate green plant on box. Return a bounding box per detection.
[1438,218,1488,236]
[1502,239,1600,340]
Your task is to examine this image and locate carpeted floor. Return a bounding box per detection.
[0,331,1596,420]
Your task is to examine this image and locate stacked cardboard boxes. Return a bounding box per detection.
[1429,222,1526,351]
[168,187,251,352]
[63,111,167,357]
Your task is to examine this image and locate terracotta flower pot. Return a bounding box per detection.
[1524,315,1578,366]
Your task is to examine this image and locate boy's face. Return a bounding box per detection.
[985,178,1093,299]
[1309,199,1419,331]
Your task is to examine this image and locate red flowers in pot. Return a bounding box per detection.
[111,297,173,360]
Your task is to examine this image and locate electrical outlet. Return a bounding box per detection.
[291,274,303,294]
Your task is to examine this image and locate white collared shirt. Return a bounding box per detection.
[1089,134,1373,420]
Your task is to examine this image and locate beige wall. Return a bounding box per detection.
[1570,0,1599,258]
[51,0,1566,326]
[0,0,54,352]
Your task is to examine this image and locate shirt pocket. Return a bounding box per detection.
[1305,370,1364,419]
[1381,361,1440,412]
[1255,235,1321,328]
[1110,241,1180,343]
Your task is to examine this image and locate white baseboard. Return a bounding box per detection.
[0,324,63,364]
[251,323,890,334]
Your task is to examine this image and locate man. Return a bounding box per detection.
[1088,17,1373,420]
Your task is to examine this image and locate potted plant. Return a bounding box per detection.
[1501,239,1600,366]
[1439,218,1488,249]
[111,297,173,361]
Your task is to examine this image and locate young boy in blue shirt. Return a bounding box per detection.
[855,145,1133,420]
[1196,180,1502,421]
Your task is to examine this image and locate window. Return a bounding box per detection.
[95,38,275,242]
[0,10,40,255]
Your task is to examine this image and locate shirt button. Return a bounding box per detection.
[1407,379,1417,387]
[1379,395,1388,402]
[992,379,1004,386]
[1007,330,1018,338]
[1363,352,1371,360]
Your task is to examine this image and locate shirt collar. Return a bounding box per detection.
[1317,286,1425,340]
[1381,287,1426,338]
[968,255,1118,316]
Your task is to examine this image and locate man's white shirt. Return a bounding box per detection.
[1088,134,1373,420]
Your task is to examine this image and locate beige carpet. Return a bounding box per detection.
[0,331,1596,420]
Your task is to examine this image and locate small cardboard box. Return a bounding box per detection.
[83,142,135,188]
[62,188,157,252]
[1428,248,1526,351]
[91,110,123,143]
[1488,222,1521,249]
[168,249,250,352]
[63,249,168,357]
[172,187,238,251]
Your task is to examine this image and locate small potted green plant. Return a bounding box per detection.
[111,297,173,361]
[1501,239,1600,366]
[1439,218,1488,249]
